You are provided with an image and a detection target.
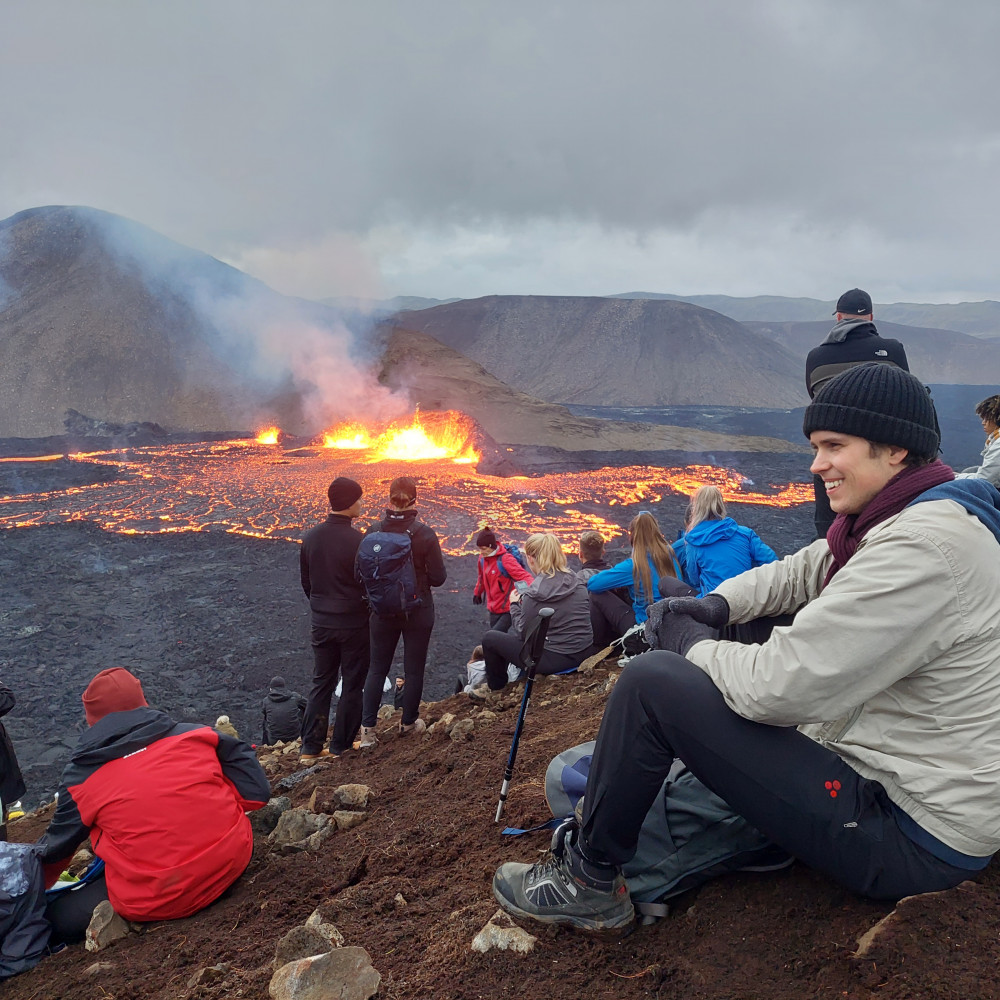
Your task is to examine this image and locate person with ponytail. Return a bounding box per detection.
[676,485,777,596]
[585,512,693,645]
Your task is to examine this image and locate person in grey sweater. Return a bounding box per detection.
[482,533,594,690]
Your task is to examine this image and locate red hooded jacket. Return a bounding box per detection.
[473,544,534,614]
[38,708,270,921]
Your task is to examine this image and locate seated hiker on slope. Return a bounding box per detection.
[37,667,271,942]
[494,364,1000,930]
[586,511,693,646]
[480,533,594,694]
[472,528,534,633]
[954,393,1000,487]
[262,675,307,745]
[1,682,26,843]
[675,485,777,596]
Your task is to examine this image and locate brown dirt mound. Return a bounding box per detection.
[7,666,998,1000]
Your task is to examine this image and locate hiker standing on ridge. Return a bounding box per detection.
[805,288,909,538]
[473,527,534,633]
[357,476,446,747]
[37,667,270,941]
[493,364,1000,931]
[299,476,371,762]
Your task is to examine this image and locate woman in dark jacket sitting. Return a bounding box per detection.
[482,533,594,691]
[1,683,26,840]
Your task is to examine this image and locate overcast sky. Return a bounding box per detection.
[3,0,1000,303]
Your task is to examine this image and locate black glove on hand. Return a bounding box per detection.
[666,594,730,629]
[643,593,729,656]
[472,593,485,605]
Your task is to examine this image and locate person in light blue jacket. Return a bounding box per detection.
[587,512,692,644]
[677,486,777,596]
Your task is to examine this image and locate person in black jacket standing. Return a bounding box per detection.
[1,682,26,840]
[804,288,909,538]
[299,477,370,762]
[358,476,447,747]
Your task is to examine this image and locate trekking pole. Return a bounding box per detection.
[495,607,554,823]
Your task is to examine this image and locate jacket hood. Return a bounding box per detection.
[72,707,181,767]
[821,319,878,345]
[684,517,739,547]
[526,570,584,601]
[268,687,293,701]
[909,480,1000,545]
[383,508,418,528]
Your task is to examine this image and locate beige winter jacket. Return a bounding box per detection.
[686,498,1000,858]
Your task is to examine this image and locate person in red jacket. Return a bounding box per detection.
[37,668,270,941]
[472,528,534,633]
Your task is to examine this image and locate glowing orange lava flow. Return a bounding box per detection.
[322,410,480,464]
[255,427,280,445]
[0,442,813,555]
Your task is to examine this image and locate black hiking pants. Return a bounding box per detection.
[362,604,435,727]
[481,630,590,689]
[588,590,635,648]
[302,623,370,755]
[582,652,975,901]
[489,611,513,632]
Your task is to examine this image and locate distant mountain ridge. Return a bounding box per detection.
[611,292,1000,338]
[391,295,808,408]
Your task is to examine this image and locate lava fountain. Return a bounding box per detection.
[321,410,480,464]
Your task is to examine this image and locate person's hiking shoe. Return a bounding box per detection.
[493,820,634,931]
[393,678,405,710]
[399,718,426,735]
[299,748,335,763]
[356,726,378,750]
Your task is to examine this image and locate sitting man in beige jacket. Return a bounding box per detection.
[493,363,1000,931]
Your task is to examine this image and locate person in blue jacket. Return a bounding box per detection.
[677,486,777,596]
[586,512,692,645]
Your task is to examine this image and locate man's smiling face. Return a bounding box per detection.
[809,431,909,516]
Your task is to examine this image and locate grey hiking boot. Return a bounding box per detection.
[356,725,378,750]
[493,820,634,931]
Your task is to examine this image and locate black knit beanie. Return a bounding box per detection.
[803,363,939,456]
[476,528,498,548]
[327,476,363,511]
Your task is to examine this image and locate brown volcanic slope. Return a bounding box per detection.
[746,320,1000,386]
[2,207,255,437]
[392,295,807,407]
[378,327,801,453]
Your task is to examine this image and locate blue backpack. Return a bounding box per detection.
[498,542,529,580]
[356,529,422,617]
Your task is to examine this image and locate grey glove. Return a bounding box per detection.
[666,594,730,629]
[643,593,729,656]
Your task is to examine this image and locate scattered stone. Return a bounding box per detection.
[449,718,475,742]
[333,810,367,831]
[85,900,131,952]
[276,765,325,792]
[471,910,538,954]
[475,710,498,723]
[268,807,332,847]
[83,961,116,977]
[332,784,373,810]
[304,825,335,851]
[578,645,614,674]
[250,797,292,837]
[280,743,299,755]
[187,964,230,988]
[394,893,407,907]
[269,946,381,1000]
[428,711,456,734]
[273,925,335,970]
[305,908,345,947]
[600,672,619,696]
[853,882,979,958]
[377,704,395,721]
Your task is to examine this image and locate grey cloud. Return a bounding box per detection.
[2,0,1000,298]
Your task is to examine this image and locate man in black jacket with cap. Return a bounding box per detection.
[299,477,370,761]
[804,288,909,538]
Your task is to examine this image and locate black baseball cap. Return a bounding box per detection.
[834,288,873,316]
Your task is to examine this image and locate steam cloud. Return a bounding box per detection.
[95,210,410,435]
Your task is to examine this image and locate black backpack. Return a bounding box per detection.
[356,529,421,617]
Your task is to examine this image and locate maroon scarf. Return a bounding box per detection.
[823,459,955,587]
